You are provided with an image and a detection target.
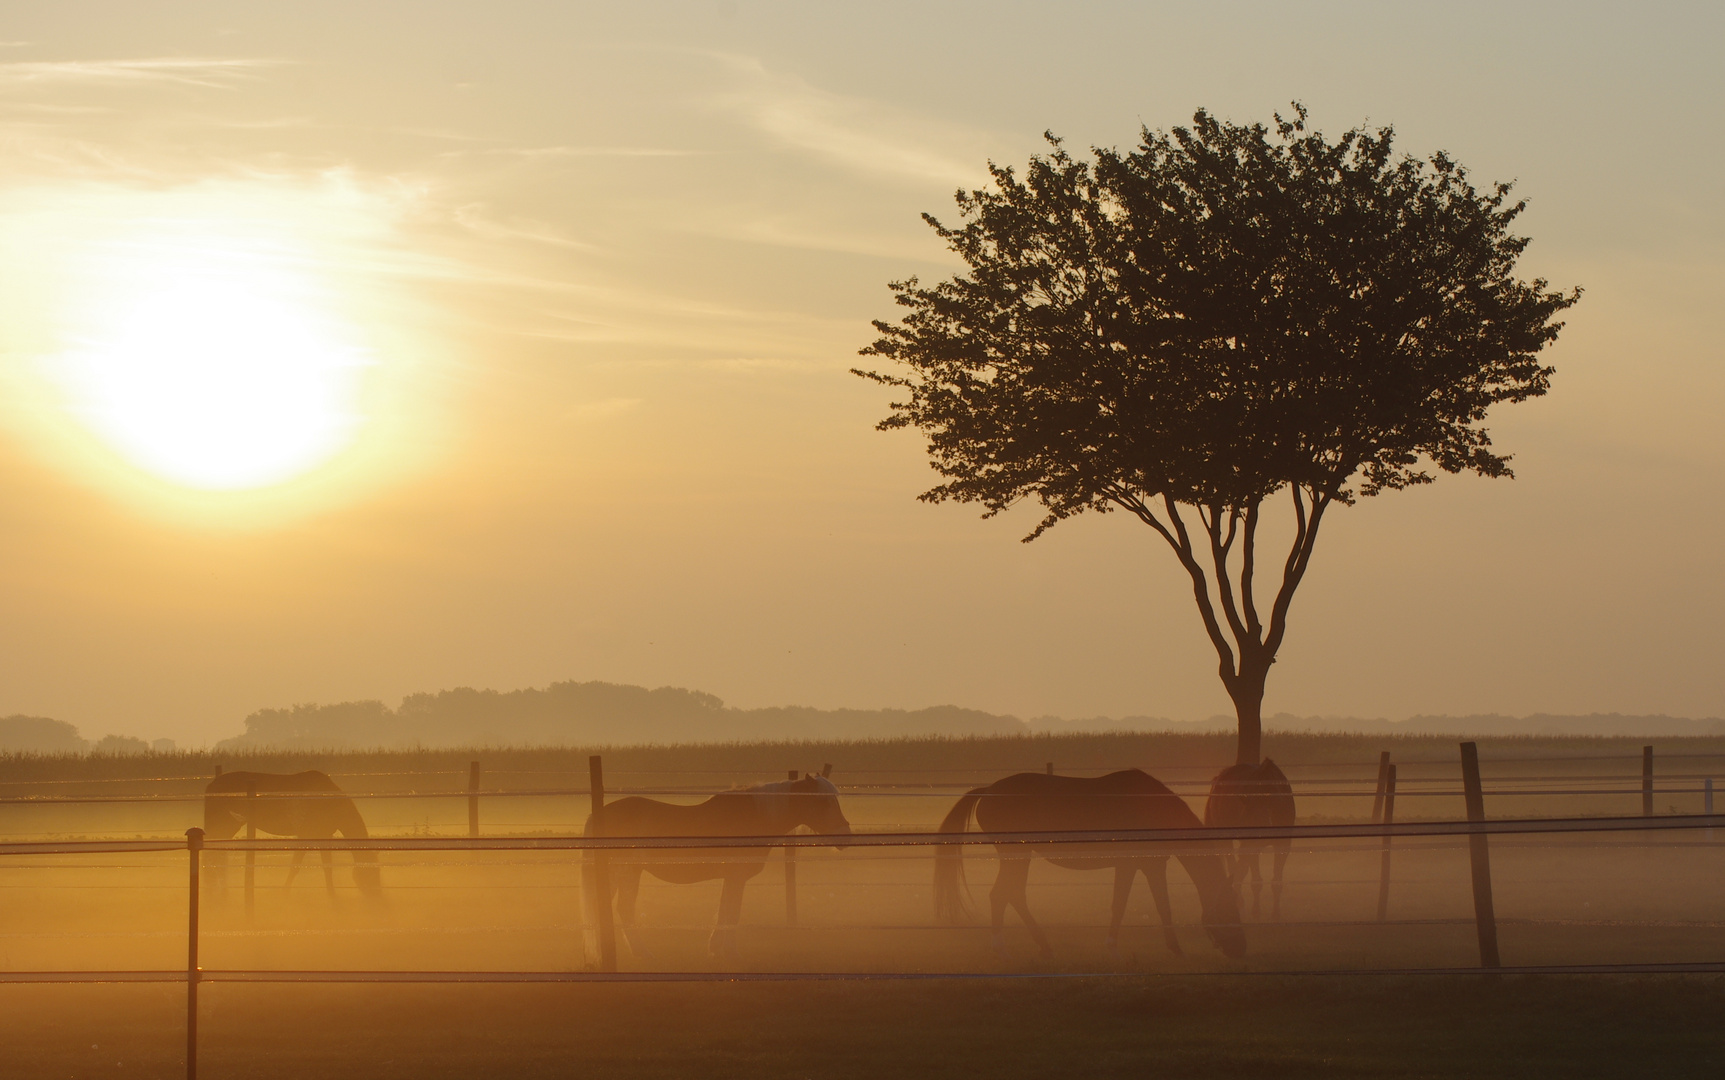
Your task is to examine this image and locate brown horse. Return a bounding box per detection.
[1204,759,1295,919]
[203,771,382,897]
[934,770,1245,959]
[585,774,850,959]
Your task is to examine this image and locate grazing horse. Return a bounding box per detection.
[203,771,382,897]
[585,773,850,959]
[1204,759,1295,920]
[934,770,1245,960]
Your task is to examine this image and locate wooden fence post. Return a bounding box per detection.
[820,763,832,779]
[784,769,799,926]
[185,827,203,1080]
[244,782,256,919]
[1376,764,1397,922]
[1459,741,1500,968]
[588,755,617,973]
[1706,778,1715,842]
[468,760,482,838]
[1642,745,1654,817]
[1370,751,1391,824]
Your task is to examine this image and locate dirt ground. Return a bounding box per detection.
[5,975,1724,1079]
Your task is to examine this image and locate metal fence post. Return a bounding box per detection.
[1459,742,1500,968]
[1642,745,1654,816]
[1370,751,1391,824]
[784,769,799,926]
[185,827,204,1080]
[588,755,617,972]
[1376,764,1397,922]
[468,760,482,838]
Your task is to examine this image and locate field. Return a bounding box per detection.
[7,976,1725,1079]
[4,731,1725,1076]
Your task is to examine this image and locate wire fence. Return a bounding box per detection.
[5,741,1725,1079]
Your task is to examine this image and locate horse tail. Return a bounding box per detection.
[933,793,980,923]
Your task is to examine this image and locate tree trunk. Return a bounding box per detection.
[1229,664,1268,766]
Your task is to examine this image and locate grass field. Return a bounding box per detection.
[4,732,1724,1076]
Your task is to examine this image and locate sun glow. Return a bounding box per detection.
[0,177,433,510]
[53,236,371,490]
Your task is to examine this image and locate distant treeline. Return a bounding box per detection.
[213,681,1173,750]
[3,683,1721,755]
[0,716,162,755]
[1249,712,1725,738]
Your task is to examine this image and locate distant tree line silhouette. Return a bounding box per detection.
[0,716,162,755]
[216,680,1046,750]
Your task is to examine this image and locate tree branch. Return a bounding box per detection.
[1264,484,1333,657]
[1162,494,1239,684]
[1240,501,1262,635]
[1205,504,1252,652]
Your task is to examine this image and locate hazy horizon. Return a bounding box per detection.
[0,3,1721,746]
[7,671,1724,753]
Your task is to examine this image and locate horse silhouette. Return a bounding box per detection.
[585,773,850,959]
[934,770,1245,959]
[1204,759,1295,920]
[203,770,382,897]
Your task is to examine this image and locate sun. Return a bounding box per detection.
[50,227,373,491]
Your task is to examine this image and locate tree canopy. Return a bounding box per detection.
[857,106,1580,764]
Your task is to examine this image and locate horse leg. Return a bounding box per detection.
[284,850,307,889]
[987,858,1012,957]
[320,850,336,896]
[581,853,613,966]
[1226,844,1246,911]
[1271,842,1290,921]
[1143,858,1183,956]
[709,874,746,960]
[994,858,1051,960]
[616,865,653,959]
[1245,845,1264,920]
[1106,865,1133,954]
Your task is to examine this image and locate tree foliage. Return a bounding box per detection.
[857,106,1580,763]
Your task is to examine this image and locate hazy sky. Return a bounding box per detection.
[0,2,1719,744]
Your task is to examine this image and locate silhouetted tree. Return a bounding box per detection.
[857,106,1580,765]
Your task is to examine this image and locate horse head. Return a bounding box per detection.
[1180,849,1247,959]
[791,774,851,835]
[352,854,385,898]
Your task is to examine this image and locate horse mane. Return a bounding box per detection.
[734,776,838,795]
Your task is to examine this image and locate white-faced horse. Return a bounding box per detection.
[585,773,850,959]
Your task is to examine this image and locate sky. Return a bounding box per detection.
[0,1,1719,745]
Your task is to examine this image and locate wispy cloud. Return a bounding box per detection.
[481,145,700,160]
[452,204,598,251]
[569,397,643,420]
[705,53,986,188]
[0,57,277,89]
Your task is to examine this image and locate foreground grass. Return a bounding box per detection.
[7,975,1723,1079]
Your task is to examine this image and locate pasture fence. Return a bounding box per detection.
[3,743,1725,1079]
[4,809,1725,1080]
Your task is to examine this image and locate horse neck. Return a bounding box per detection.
[734,785,802,834]
[1176,851,1235,914]
[329,795,369,839]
